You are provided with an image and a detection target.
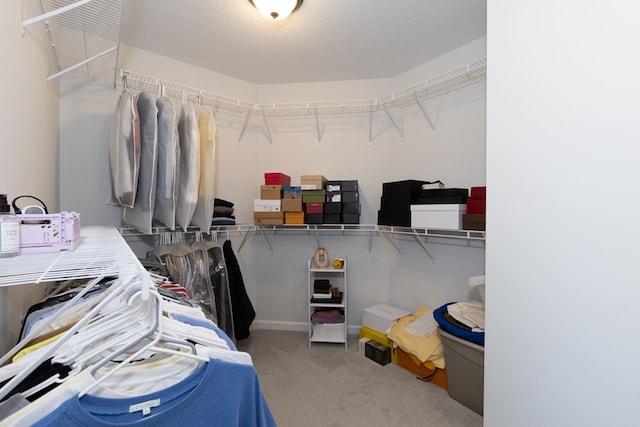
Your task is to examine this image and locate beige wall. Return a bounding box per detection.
[0,2,59,354]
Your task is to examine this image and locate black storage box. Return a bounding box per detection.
[377,210,411,227]
[421,188,469,199]
[342,203,360,214]
[341,213,360,224]
[325,181,342,192]
[324,214,341,224]
[324,202,342,214]
[341,180,359,192]
[305,213,323,224]
[416,196,468,205]
[365,341,391,366]
[381,180,428,207]
[342,191,359,203]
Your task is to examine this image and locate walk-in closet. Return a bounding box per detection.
[3,0,640,425]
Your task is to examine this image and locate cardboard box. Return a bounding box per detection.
[253,199,281,212]
[300,175,327,190]
[260,185,282,200]
[283,186,302,199]
[362,304,410,334]
[438,327,484,415]
[463,213,486,231]
[253,211,283,219]
[282,198,302,212]
[264,172,291,186]
[410,204,467,230]
[253,217,284,225]
[285,212,304,224]
[396,347,447,390]
[302,190,325,203]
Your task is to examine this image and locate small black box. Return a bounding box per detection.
[323,214,341,224]
[341,180,359,192]
[342,203,360,214]
[325,181,342,192]
[342,191,359,203]
[305,213,323,224]
[365,341,391,366]
[324,202,342,214]
[341,213,360,224]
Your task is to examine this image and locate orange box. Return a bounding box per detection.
[285,212,304,224]
[396,347,447,390]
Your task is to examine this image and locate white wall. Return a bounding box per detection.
[58,38,486,332]
[486,1,640,425]
[0,2,59,354]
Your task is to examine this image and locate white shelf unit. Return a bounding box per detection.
[308,257,347,349]
[0,226,144,287]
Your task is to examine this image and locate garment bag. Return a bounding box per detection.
[151,235,217,323]
[190,109,216,233]
[154,97,180,230]
[123,91,159,234]
[109,88,140,208]
[175,103,200,231]
[191,240,234,340]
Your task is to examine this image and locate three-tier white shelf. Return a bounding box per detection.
[307,257,347,349]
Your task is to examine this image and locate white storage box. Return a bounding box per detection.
[410,204,466,230]
[253,199,281,212]
[362,304,410,334]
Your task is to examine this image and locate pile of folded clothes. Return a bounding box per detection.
[212,198,236,225]
[433,302,485,346]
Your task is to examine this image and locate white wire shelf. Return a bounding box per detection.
[0,226,144,287]
[22,0,123,81]
[118,224,485,260]
[119,58,486,118]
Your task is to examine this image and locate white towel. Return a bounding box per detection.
[447,302,485,331]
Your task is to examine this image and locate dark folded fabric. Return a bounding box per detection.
[214,198,234,208]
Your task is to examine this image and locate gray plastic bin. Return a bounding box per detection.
[437,327,484,415]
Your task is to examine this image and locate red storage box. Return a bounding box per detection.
[305,202,323,214]
[264,172,291,186]
[466,198,486,214]
[470,186,486,200]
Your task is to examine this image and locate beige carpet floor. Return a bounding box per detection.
[237,330,483,427]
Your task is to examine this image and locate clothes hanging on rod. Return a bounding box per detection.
[190,109,216,234]
[153,96,180,230]
[109,88,141,209]
[122,91,159,235]
[0,272,274,426]
[175,103,200,231]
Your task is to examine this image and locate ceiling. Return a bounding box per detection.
[119,0,486,85]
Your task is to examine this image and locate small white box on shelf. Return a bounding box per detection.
[362,304,410,334]
[410,204,466,230]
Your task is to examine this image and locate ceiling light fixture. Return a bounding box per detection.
[249,0,303,21]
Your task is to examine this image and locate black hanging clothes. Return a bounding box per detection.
[223,240,255,340]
